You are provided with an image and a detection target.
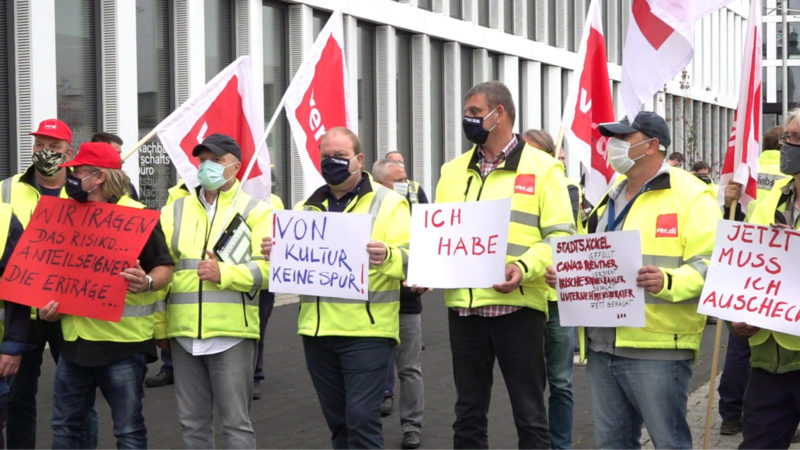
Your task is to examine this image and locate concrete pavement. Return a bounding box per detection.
[26,291,768,448]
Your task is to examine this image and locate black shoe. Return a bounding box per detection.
[380,396,394,417]
[253,380,261,400]
[720,420,741,435]
[144,371,174,388]
[401,431,421,449]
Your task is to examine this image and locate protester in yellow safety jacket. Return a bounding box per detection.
[0,201,29,447]
[1,119,77,450]
[573,111,719,449]
[37,142,173,449]
[730,111,800,448]
[156,133,270,449]
[167,179,285,210]
[262,127,408,449]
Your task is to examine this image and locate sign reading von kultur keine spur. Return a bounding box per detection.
[269,210,371,300]
[406,198,510,289]
[552,230,645,327]
[698,220,800,336]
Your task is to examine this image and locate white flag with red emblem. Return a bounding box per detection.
[560,0,616,206]
[155,56,270,199]
[284,10,356,197]
[621,0,733,118]
[719,0,761,209]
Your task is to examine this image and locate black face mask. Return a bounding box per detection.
[321,156,355,186]
[462,107,497,145]
[696,174,712,184]
[65,172,91,202]
[780,142,800,176]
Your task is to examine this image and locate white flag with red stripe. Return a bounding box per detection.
[560,0,616,206]
[719,0,761,209]
[284,10,356,197]
[621,0,733,118]
[155,56,270,199]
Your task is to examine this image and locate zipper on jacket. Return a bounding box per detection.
[197,200,220,340]
[365,300,375,325]
[518,285,525,296]
[314,296,321,337]
[674,334,678,349]
[468,288,473,309]
[241,294,248,328]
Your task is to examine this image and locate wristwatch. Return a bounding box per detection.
[145,274,154,292]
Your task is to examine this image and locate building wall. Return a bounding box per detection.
[0,0,749,208]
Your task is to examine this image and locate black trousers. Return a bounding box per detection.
[448,307,550,449]
[740,368,800,449]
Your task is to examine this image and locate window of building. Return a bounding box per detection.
[136,0,175,209]
[357,22,377,167]
[205,0,234,81]
[56,0,99,146]
[263,1,289,203]
[504,0,514,34]
[430,38,445,188]
[313,9,331,39]
[396,30,413,176]
[478,0,490,27]
[450,0,462,19]
[460,45,474,151]
[488,51,500,80]
[527,0,536,40]
[418,0,433,11]
[0,2,12,177]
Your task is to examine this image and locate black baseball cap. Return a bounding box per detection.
[192,133,242,160]
[598,111,671,149]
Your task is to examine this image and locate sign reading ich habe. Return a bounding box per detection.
[0,197,161,322]
[406,199,510,289]
[552,230,645,327]
[269,210,371,300]
[698,220,800,337]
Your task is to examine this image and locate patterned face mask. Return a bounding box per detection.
[32,148,67,176]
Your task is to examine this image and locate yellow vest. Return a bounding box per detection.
[435,140,576,313]
[586,167,719,356]
[747,149,790,218]
[60,196,169,343]
[297,176,409,343]
[157,181,271,340]
[0,203,13,338]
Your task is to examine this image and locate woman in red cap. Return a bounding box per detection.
[38,142,174,449]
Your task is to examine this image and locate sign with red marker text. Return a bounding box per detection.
[697,220,800,336]
[0,197,160,322]
[552,231,645,327]
[406,199,510,288]
[269,210,370,300]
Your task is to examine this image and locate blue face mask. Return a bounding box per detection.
[462,107,498,145]
[197,160,234,191]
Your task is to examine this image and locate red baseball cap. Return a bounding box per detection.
[31,119,72,144]
[60,142,122,169]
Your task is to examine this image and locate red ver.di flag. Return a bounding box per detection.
[156,56,271,200]
[0,197,160,322]
[560,0,616,206]
[283,10,357,197]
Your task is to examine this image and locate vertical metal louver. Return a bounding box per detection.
[411,34,431,194]
[0,1,13,176]
[443,42,460,162]
[396,31,413,172]
[376,25,396,157]
[13,1,31,172]
[101,0,118,133]
[235,0,249,56]
[174,0,190,104]
[288,4,310,206]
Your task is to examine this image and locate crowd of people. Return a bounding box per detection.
[0,80,799,450]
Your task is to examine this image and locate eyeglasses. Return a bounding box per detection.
[779,133,800,145]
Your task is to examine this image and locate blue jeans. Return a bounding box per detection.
[587,350,692,449]
[449,308,550,449]
[303,336,394,449]
[52,354,148,449]
[545,301,574,449]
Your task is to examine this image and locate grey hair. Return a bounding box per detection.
[464,81,516,125]
[372,158,403,183]
[786,107,800,129]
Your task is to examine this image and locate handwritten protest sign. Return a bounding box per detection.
[406,199,510,288]
[552,231,645,327]
[269,210,371,300]
[0,197,160,322]
[698,220,800,336]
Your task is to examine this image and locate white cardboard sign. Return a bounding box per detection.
[406,199,510,288]
[269,210,371,300]
[552,231,645,327]
[698,220,800,336]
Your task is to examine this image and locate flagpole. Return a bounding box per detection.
[554,126,566,160]
[120,128,159,162]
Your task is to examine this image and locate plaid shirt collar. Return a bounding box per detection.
[477,134,518,178]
